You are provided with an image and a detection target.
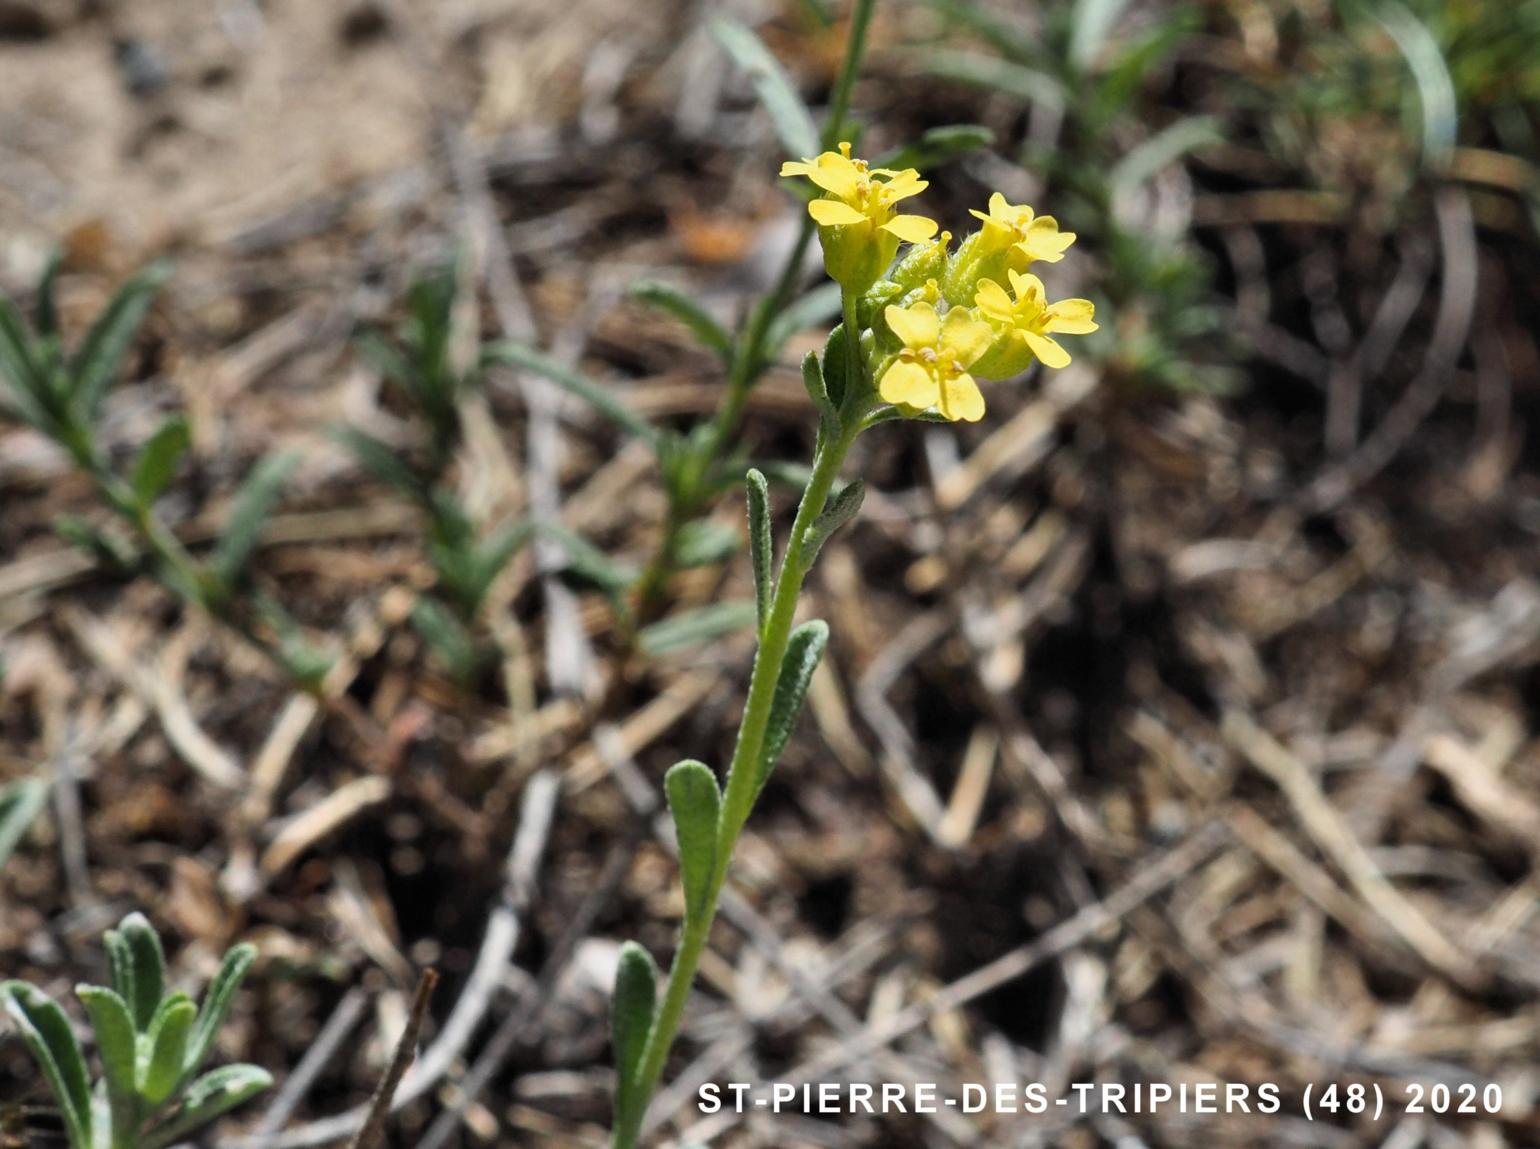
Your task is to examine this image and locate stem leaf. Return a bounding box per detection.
[800,351,839,435]
[745,469,773,631]
[873,124,996,172]
[69,261,171,425]
[610,942,659,1135]
[756,619,829,798]
[142,1064,272,1149]
[183,942,256,1084]
[665,760,721,920]
[131,414,191,508]
[1,981,93,1149]
[711,16,820,159]
[211,450,301,591]
[638,600,758,657]
[0,775,50,870]
[113,913,166,1031]
[482,341,659,449]
[630,281,733,363]
[76,985,139,1141]
[802,478,864,565]
[140,995,196,1105]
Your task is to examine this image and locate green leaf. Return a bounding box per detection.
[535,522,638,594]
[1069,0,1134,71]
[873,124,996,173]
[0,297,55,433]
[482,341,660,448]
[104,930,136,1027]
[210,450,301,590]
[756,619,828,797]
[112,913,167,1031]
[464,517,537,612]
[745,469,773,632]
[412,596,483,683]
[821,325,851,410]
[800,351,839,435]
[35,252,62,339]
[630,281,733,362]
[765,282,842,356]
[610,942,659,1135]
[69,260,171,424]
[183,943,256,1084]
[142,1064,272,1149]
[0,776,49,870]
[638,601,758,657]
[1108,117,1222,205]
[139,995,195,1105]
[76,985,140,1137]
[664,760,721,920]
[802,478,864,564]
[331,425,428,503]
[131,414,191,507]
[926,50,1065,107]
[1,981,93,1149]
[674,520,741,570]
[711,16,820,159]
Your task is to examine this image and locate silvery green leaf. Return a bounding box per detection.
[69,260,171,424]
[0,775,49,870]
[802,479,864,565]
[139,995,195,1105]
[1,981,93,1149]
[674,520,741,570]
[800,351,839,434]
[131,414,191,507]
[610,942,659,1135]
[482,341,660,449]
[112,913,166,1031]
[211,450,301,590]
[873,124,995,172]
[630,281,733,363]
[665,760,721,920]
[711,16,819,159]
[76,985,139,1136]
[638,601,758,657]
[745,469,773,631]
[183,943,256,1084]
[756,619,828,799]
[141,1064,272,1149]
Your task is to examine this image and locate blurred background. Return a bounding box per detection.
[3,0,1540,1146]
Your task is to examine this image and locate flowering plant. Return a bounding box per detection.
[608,136,1094,1148]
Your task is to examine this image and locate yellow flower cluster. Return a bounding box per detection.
[781,144,1097,423]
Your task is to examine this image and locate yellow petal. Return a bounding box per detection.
[804,156,863,199]
[987,191,1012,220]
[941,310,995,367]
[939,371,986,423]
[1024,331,1071,369]
[879,360,939,409]
[779,159,817,178]
[968,207,993,225]
[809,199,868,227]
[1045,299,1097,334]
[881,170,929,202]
[884,302,940,349]
[880,213,939,243]
[1007,269,1046,306]
[973,279,1015,322]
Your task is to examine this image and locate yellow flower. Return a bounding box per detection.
[878,302,994,423]
[969,193,1076,265]
[972,269,1097,375]
[781,143,938,291]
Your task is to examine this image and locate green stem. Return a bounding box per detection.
[611,416,860,1149]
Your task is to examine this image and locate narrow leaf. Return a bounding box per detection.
[665,761,721,919]
[802,478,864,564]
[35,252,61,338]
[70,261,171,423]
[745,469,773,632]
[765,282,842,355]
[630,281,733,362]
[673,520,740,570]
[638,601,758,657]
[1,981,93,1149]
[412,596,482,682]
[331,425,428,503]
[534,521,638,593]
[873,124,995,172]
[141,1064,272,1149]
[76,985,140,1136]
[114,913,166,1031]
[800,351,839,433]
[482,341,659,448]
[0,298,55,433]
[104,930,136,1026]
[130,414,191,507]
[1108,117,1222,206]
[821,324,851,410]
[183,943,256,1083]
[610,942,659,1134]
[140,995,195,1105]
[756,619,829,797]
[211,450,301,589]
[0,776,49,870]
[711,16,819,159]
